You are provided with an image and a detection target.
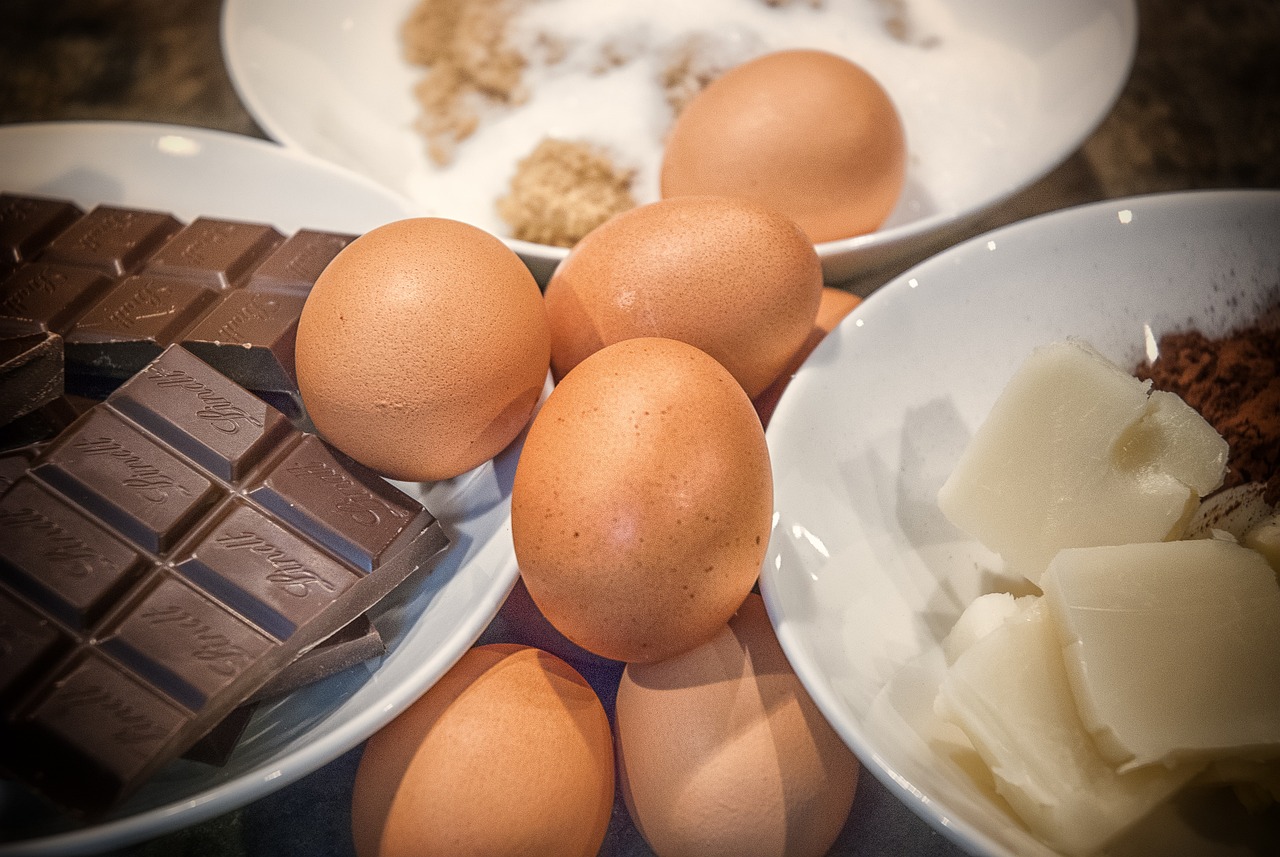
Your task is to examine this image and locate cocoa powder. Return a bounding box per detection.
[1136,325,1279,504]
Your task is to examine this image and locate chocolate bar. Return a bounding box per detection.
[181,613,386,766]
[0,345,448,817]
[0,193,355,409]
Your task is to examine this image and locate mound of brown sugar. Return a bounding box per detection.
[401,0,526,165]
[1137,324,1280,504]
[497,138,636,247]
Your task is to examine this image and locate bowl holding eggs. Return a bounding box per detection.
[222,0,1138,286]
[760,189,1280,857]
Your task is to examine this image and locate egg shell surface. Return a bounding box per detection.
[542,195,823,399]
[511,337,772,664]
[660,49,907,243]
[295,217,550,482]
[350,643,614,857]
[616,594,860,857]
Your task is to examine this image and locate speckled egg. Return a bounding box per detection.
[616,594,860,857]
[661,49,907,243]
[511,337,771,664]
[542,195,823,399]
[295,217,549,482]
[350,644,614,857]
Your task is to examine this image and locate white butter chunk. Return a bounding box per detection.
[1041,539,1280,772]
[935,597,1198,856]
[941,591,1022,665]
[938,339,1227,584]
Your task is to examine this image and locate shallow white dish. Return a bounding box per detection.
[760,189,1280,857]
[0,122,523,855]
[0,121,415,235]
[221,0,1138,285]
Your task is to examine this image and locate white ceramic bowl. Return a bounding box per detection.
[0,122,523,856]
[760,189,1280,857]
[221,0,1138,285]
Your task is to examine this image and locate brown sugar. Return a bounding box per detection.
[400,0,830,245]
[497,138,637,247]
[401,0,527,165]
[1136,324,1280,504]
[659,33,743,118]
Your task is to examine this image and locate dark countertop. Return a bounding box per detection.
[1,1,1278,856]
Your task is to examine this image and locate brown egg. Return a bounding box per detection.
[754,286,862,427]
[296,217,549,482]
[511,337,771,664]
[542,195,823,399]
[350,644,614,857]
[661,49,907,243]
[616,594,860,857]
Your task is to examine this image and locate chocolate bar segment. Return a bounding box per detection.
[16,651,192,810]
[249,435,423,573]
[182,289,306,396]
[39,206,182,278]
[142,218,284,290]
[99,574,275,711]
[0,263,112,333]
[107,345,292,481]
[34,408,222,553]
[0,345,448,817]
[0,194,83,276]
[64,274,218,379]
[245,229,354,295]
[0,479,144,629]
[176,501,362,640]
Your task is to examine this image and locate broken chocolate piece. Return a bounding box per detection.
[0,316,63,426]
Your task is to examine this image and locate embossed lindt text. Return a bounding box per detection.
[143,365,264,434]
[177,224,231,266]
[137,603,256,677]
[214,530,338,598]
[72,436,193,503]
[77,210,137,254]
[0,505,115,577]
[100,281,170,331]
[46,683,171,747]
[284,460,408,527]
[284,236,345,277]
[0,267,66,314]
[210,294,278,343]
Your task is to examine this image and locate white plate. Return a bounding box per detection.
[760,189,1280,857]
[220,0,1138,285]
[0,121,414,235]
[0,122,523,855]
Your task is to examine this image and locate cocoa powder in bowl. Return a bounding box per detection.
[1136,324,1280,504]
